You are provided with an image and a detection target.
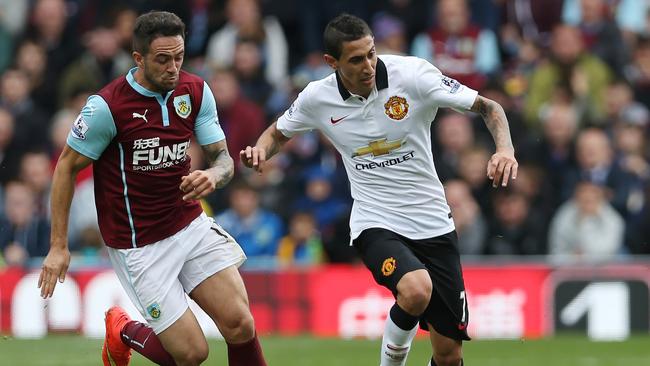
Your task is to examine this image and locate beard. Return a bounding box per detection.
[143,67,179,93]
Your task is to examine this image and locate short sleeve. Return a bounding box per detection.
[66,95,117,160]
[276,87,316,137]
[194,81,226,145]
[413,59,478,110]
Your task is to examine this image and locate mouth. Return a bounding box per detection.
[361,75,375,85]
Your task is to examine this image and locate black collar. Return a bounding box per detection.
[336,57,389,100]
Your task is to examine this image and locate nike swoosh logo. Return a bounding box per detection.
[330,115,349,124]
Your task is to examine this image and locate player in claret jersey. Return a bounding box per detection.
[242,13,518,366]
[38,11,267,366]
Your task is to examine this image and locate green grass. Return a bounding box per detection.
[0,334,649,365]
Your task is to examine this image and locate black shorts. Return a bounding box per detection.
[353,228,470,341]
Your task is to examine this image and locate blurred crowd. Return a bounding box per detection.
[1,0,650,269]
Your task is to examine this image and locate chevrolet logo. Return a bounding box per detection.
[352,138,405,158]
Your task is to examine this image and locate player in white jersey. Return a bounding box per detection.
[241,14,517,366]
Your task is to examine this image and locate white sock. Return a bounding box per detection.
[379,314,418,366]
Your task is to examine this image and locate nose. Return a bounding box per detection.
[168,60,179,74]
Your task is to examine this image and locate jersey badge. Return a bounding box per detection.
[384,96,409,120]
[147,302,161,319]
[381,257,396,276]
[352,138,405,158]
[441,77,461,94]
[173,94,192,119]
[71,115,89,140]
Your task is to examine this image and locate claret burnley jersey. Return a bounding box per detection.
[277,55,478,241]
[67,68,225,249]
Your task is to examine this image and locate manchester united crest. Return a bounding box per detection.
[173,94,192,119]
[384,96,409,120]
[381,257,396,276]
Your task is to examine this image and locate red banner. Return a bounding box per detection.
[0,264,554,339]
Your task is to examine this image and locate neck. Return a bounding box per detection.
[133,68,158,93]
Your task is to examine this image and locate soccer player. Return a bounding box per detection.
[241,14,518,366]
[38,11,267,366]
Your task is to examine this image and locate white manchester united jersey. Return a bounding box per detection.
[277,55,478,241]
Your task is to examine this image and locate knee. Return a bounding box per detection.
[434,348,462,366]
[220,312,256,343]
[175,344,209,366]
[397,272,432,314]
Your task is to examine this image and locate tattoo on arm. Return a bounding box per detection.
[470,96,514,151]
[201,140,234,189]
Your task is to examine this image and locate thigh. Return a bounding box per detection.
[107,242,191,335]
[353,228,426,295]
[179,219,246,294]
[188,265,252,333]
[409,231,470,340]
[157,308,209,359]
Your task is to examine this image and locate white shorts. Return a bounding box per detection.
[107,213,246,334]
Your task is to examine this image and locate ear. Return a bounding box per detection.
[323,54,338,70]
[132,51,145,68]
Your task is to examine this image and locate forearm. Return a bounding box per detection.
[204,144,234,189]
[471,96,514,151]
[49,165,76,249]
[256,122,289,161]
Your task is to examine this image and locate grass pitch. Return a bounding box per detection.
[0,334,649,365]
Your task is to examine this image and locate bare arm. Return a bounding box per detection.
[469,95,518,187]
[240,121,291,173]
[180,139,233,200]
[39,145,93,298]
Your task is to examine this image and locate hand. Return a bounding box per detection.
[240,146,266,174]
[487,148,518,187]
[180,170,216,201]
[38,245,71,299]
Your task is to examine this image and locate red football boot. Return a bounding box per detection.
[101,306,133,366]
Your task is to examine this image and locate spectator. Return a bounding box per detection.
[13,39,55,114]
[19,151,52,217]
[444,179,487,255]
[216,180,284,259]
[566,0,628,76]
[231,38,284,115]
[209,67,266,164]
[0,108,24,184]
[292,166,350,235]
[0,181,50,266]
[549,180,625,259]
[411,0,500,89]
[502,0,564,45]
[525,24,612,126]
[525,102,579,210]
[625,36,650,107]
[486,189,546,255]
[433,112,476,181]
[277,212,323,266]
[0,69,50,150]
[58,26,133,107]
[372,12,408,55]
[206,0,289,89]
[457,146,492,215]
[565,127,641,220]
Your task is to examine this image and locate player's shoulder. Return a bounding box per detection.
[380,54,439,73]
[299,72,337,100]
[96,74,130,100]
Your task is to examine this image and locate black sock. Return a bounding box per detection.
[389,303,419,331]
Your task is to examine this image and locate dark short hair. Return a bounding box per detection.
[133,11,185,55]
[323,13,373,60]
